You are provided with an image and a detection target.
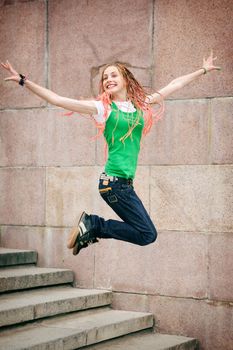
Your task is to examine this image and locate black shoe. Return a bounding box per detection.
[71,212,98,255]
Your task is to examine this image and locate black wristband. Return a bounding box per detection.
[19,74,26,86]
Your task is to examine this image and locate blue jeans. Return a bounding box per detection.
[90,174,157,246]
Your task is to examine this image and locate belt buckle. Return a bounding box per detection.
[100,173,114,182]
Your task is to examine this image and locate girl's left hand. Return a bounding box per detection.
[202,51,221,73]
[1,60,20,83]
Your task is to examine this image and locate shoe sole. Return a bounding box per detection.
[67,211,85,249]
[72,241,80,256]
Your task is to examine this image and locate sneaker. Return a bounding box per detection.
[67,211,98,255]
[67,211,86,249]
[72,233,98,256]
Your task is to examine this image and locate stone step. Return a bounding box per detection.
[0,285,112,327]
[0,248,37,267]
[83,330,199,350]
[0,266,73,293]
[0,307,153,350]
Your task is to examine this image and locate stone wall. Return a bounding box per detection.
[0,1,232,349]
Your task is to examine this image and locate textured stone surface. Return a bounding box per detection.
[0,248,37,267]
[148,295,233,350]
[0,226,55,266]
[0,286,112,327]
[0,0,46,108]
[208,233,233,302]
[210,98,233,164]
[150,165,233,232]
[0,226,95,289]
[112,292,233,349]
[153,0,232,98]
[49,0,153,99]
[0,109,96,166]
[83,331,199,350]
[94,232,208,298]
[0,168,45,225]
[0,266,73,292]
[0,308,153,350]
[139,99,210,165]
[112,292,149,313]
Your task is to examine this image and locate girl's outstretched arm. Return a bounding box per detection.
[1,60,97,115]
[148,51,221,104]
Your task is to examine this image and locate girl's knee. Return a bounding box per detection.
[151,229,157,243]
[140,228,157,246]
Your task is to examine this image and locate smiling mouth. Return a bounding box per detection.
[106,84,117,89]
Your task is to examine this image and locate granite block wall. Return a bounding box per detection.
[0,1,232,349]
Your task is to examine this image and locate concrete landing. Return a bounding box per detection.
[0,308,153,350]
[83,330,199,350]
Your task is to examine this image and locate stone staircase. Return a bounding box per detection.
[0,247,199,349]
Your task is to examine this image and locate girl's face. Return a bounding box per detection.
[102,66,127,98]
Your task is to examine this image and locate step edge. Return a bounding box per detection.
[0,270,74,293]
[0,310,153,349]
[78,332,200,350]
[0,290,113,327]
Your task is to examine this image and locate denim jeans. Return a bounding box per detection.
[90,174,157,246]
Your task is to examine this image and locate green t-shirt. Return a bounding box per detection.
[104,102,144,179]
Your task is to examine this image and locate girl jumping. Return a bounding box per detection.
[1,52,220,255]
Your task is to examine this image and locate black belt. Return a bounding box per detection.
[100,172,133,185]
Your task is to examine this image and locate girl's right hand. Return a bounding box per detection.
[1,60,20,83]
[202,50,221,73]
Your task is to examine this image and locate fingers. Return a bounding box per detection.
[1,60,12,68]
[1,61,10,70]
[7,60,13,69]
[209,50,218,61]
[205,50,217,64]
[1,62,7,69]
[4,75,19,82]
[4,76,14,81]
